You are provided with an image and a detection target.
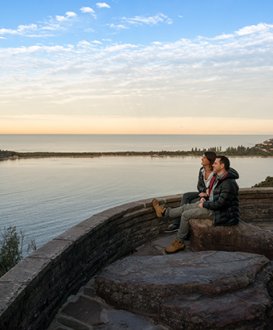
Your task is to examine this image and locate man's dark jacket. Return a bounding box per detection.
[203,168,240,226]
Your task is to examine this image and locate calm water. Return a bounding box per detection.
[0,135,272,252]
[0,134,271,152]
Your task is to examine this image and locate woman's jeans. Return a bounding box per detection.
[172,192,200,227]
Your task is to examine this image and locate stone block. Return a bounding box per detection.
[189,219,273,259]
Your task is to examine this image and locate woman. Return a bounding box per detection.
[165,151,216,232]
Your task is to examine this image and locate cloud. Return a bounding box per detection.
[213,33,234,40]
[105,43,138,53]
[0,11,78,38]
[236,23,273,36]
[0,23,273,128]
[18,24,38,33]
[96,2,111,9]
[80,7,95,14]
[66,11,77,18]
[80,6,96,18]
[122,13,173,26]
[0,24,38,36]
[92,40,103,45]
[55,11,77,22]
[109,23,127,30]
[109,13,173,31]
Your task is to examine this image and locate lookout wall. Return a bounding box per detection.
[0,188,273,330]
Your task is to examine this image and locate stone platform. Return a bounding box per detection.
[47,234,174,330]
[47,231,273,330]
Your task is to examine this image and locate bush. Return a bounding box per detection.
[0,226,23,277]
[253,176,273,188]
[0,226,36,277]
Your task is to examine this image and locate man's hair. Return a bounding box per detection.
[204,151,216,166]
[216,155,230,170]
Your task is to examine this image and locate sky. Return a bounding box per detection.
[1,0,273,134]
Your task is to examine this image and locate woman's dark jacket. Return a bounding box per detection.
[181,168,206,205]
[182,167,214,205]
[203,168,240,226]
[197,167,206,193]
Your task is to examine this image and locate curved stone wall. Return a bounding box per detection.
[0,188,272,330]
[240,187,273,223]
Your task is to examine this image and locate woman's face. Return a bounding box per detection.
[201,155,210,166]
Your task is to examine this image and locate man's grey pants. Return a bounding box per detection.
[165,202,214,241]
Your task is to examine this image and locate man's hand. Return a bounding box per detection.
[199,192,207,198]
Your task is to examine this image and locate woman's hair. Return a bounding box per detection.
[204,151,216,169]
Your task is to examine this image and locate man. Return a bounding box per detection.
[152,155,239,254]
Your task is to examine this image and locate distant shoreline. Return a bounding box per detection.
[1,138,272,161]
[1,150,273,161]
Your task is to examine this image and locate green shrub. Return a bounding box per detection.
[0,226,36,277]
[253,176,273,188]
[0,226,23,277]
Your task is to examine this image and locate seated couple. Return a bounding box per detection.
[152,154,240,254]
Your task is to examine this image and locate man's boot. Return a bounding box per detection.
[152,199,166,218]
[165,239,185,254]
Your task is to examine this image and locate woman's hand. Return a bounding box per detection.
[198,197,206,208]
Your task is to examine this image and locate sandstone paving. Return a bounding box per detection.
[160,283,272,329]
[48,291,168,330]
[48,233,273,330]
[47,234,175,330]
[95,250,273,329]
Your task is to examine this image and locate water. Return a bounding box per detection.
[0,134,271,152]
[0,135,272,252]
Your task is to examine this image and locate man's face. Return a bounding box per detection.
[213,158,224,173]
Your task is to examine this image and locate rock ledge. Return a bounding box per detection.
[95,251,273,329]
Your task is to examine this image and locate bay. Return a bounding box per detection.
[0,155,272,252]
[0,134,272,253]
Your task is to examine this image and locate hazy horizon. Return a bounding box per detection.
[1,133,271,136]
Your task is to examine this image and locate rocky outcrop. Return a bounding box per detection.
[95,251,273,329]
[189,219,273,259]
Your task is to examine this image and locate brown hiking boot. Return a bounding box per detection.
[152,199,166,218]
[165,239,185,254]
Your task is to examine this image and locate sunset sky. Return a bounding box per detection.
[1,0,273,134]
